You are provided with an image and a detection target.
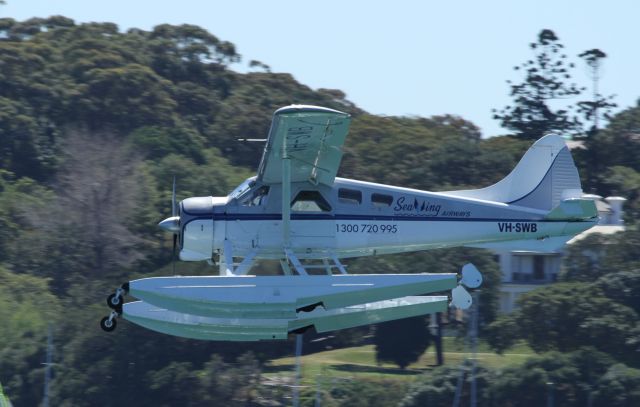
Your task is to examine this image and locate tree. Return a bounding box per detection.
[490,349,620,407]
[373,315,432,369]
[577,49,617,136]
[328,379,409,407]
[486,283,640,366]
[401,349,640,407]
[400,364,494,407]
[0,97,58,180]
[53,129,148,277]
[493,29,582,139]
[561,230,640,282]
[0,267,61,407]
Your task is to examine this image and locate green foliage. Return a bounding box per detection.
[0,97,58,179]
[373,316,432,369]
[79,64,178,131]
[129,125,207,163]
[577,48,617,134]
[489,231,640,375]
[0,267,61,407]
[325,379,408,407]
[0,172,54,263]
[487,282,640,366]
[400,363,494,407]
[0,267,60,350]
[493,29,583,139]
[401,349,640,407]
[561,230,640,282]
[0,15,638,406]
[602,166,640,221]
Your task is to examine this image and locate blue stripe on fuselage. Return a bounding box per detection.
[187,213,582,222]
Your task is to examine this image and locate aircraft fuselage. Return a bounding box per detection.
[177,176,596,264]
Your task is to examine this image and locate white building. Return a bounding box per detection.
[496,195,626,313]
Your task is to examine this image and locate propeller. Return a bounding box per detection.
[172,175,177,217]
[171,176,177,275]
[158,176,180,274]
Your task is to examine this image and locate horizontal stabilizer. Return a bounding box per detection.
[545,198,598,220]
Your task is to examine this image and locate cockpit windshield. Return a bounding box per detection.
[240,185,270,206]
[228,179,255,200]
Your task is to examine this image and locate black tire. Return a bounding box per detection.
[100,316,117,332]
[107,293,122,309]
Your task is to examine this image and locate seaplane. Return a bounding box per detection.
[100,105,597,341]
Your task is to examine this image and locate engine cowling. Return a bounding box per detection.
[179,197,215,261]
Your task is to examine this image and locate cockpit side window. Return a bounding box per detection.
[291,191,332,212]
[338,188,362,204]
[372,193,393,207]
[240,185,270,206]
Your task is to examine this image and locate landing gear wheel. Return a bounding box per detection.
[106,293,123,314]
[100,316,117,332]
[107,293,123,309]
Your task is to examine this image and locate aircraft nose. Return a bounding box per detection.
[158,216,180,233]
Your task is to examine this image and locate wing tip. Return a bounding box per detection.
[275,104,349,117]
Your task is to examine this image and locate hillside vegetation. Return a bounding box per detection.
[0,17,639,406]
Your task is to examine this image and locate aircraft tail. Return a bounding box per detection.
[446,134,584,211]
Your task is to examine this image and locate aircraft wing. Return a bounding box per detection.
[257,105,351,186]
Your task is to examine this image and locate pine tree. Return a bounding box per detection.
[493,29,582,139]
[576,48,617,137]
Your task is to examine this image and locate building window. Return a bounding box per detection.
[291,191,332,212]
[338,188,362,204]
[372,193,393,207]
[533,256,545,280]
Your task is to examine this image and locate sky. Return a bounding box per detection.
[3,0,639,137]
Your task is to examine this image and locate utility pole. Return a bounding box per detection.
[43,324,53,407]
[452,292,479,407]
[430,312,444,365]
[546,382,555,407]
[293,334,303,407]
[470,293,479,407]
[436,312,444,365]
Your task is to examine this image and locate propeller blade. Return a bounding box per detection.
[172,176,177,217]
[172,233,177,275]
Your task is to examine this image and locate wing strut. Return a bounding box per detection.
[282,137,291,249]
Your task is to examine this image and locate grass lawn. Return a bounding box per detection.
[264,338,533,386]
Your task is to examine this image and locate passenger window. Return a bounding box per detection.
[291,191,332,212]
[372,193,393,207]
[338,188,362,205]
[240,186,270,206]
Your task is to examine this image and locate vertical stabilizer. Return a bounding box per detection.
[446,134,583,211]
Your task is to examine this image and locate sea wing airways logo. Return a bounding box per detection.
[394,196,441,216]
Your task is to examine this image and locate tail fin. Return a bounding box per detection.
[447,134,583,211]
